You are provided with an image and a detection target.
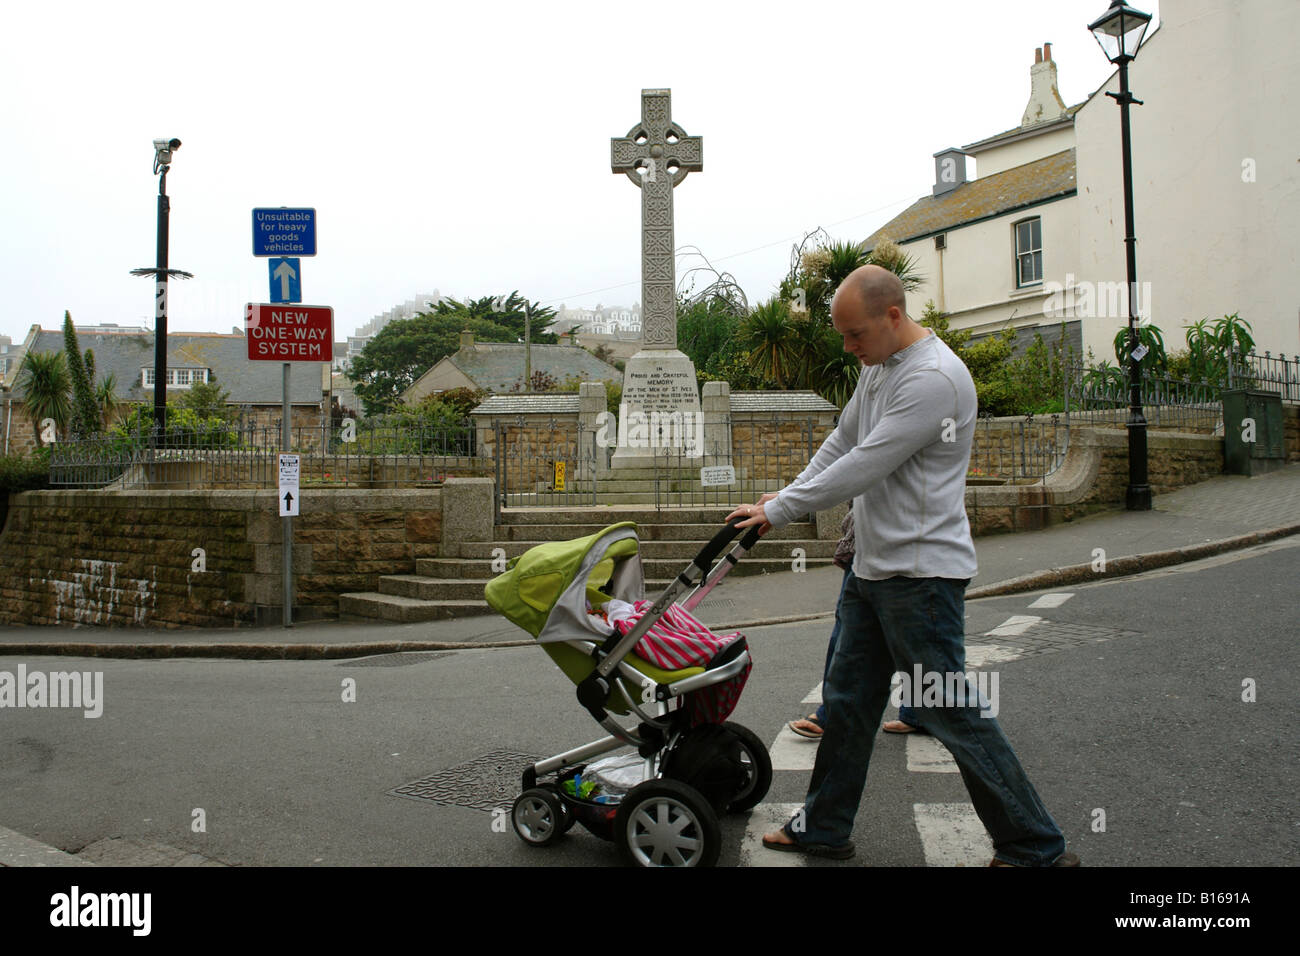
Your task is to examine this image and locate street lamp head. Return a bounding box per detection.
[1089,1,1152,63]
[152,137,181,173]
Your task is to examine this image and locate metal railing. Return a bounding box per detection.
[49,416,487,489]
[1230,349,1300,404]
[651,413,822,510]
[969,414,1069,482]
[1065,361,1224,431]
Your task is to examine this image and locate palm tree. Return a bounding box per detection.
[94,372,121,428]
[742,298,798,387]
[16,351,71,446]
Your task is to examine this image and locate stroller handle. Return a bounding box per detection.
[692,517,763,576]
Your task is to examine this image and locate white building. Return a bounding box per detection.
[867,0,1299,366]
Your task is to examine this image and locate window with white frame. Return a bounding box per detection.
[141,367,208,387]
[1014,217,1042,287]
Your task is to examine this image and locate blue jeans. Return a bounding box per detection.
[814,568,918,728]
[795,574,1066,865]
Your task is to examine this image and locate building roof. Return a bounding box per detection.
[962,104,1084,154]
[471,394,582,417]
[729,391,838,413]
[865,148,1076,248]
[11,329,320,405]
[446,342,622,394]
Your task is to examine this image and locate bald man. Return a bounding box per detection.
[729,265,1074,866]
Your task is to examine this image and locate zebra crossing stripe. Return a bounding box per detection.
[769,726,819,770]
[801,682,823,705]
[738,803,807,867]
[966,643,1024,667]
[906,734,959,773]
[984,615,1041,637]
[1027,592,1074,609]
[913,803,994,866]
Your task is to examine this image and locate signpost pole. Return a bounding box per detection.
[283,362,292,627]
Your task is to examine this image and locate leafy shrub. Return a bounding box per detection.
[0,448,51,493]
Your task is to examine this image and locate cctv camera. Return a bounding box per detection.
[153,137,181,167]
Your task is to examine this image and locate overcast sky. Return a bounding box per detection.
[0,0,1157,345]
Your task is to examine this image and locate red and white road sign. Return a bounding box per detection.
[245,304,334,361]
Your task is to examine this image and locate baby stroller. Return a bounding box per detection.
[485,518,773,867]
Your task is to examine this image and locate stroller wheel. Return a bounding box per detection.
[512,788,565,847]
[615,780,721,868]
[723,721,774,813]
[537,782,578,833]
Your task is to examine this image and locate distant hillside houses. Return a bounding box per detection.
[341,291,446,370]
[553,303,641,338]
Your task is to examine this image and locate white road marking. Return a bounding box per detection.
[906,734,959,773]
[984,615,1042,637]
[739,803,808,867]
[966,643,1023,667]
[769,726,820,770]
[913,803,994,866]
[1027,592,1074,609]
[801,682,822,705]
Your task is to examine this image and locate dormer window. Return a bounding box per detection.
[142,367,208,387]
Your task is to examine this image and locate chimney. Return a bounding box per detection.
[459,329,475,350]
[1022,43,1068,128]
[932,147,968,197]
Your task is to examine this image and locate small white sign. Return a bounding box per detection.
[1131,343,1149,362]
[279,453,300,517]
[700,465,736,487]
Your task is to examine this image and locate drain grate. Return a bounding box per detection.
[388,750,543,811]
[968,622,1141,658]
[340,652,456,667]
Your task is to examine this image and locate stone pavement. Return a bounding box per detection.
[1,464,1297,656]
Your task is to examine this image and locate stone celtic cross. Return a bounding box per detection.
[611,89,702,349]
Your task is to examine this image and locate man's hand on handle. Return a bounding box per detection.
[727,492,779,533]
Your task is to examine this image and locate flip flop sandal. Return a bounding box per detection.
[882,720,925,734]
[762,832,855,859]
[788,714,824,739]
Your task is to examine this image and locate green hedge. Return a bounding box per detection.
[0,449,51,493]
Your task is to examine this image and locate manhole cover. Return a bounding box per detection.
[340,652,455,667]
[967,622,1141,657]
[388,750,542,811]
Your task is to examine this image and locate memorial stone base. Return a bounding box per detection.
[611,348,704,468]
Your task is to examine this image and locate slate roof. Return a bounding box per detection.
[865,148,1076,248]
[445,342,622,394]
[729,391,838,413]
[471,394,582,416]
[470,389,843,420]
[11,329,320,405]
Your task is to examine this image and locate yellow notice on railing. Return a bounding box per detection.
[554,460,566,491]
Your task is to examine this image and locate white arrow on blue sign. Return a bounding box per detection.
[269,258,302,303]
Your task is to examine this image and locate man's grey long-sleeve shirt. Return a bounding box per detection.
[763,331,978,581]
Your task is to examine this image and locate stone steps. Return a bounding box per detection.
[338,509,831,622]
[338,592,491,623]
[451,537,834,560]
[412,553,833,581]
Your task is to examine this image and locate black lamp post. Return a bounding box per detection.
[1089,0,1153,511]
[131,137,192,441]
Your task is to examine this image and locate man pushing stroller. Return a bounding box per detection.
[729,264,1078,867]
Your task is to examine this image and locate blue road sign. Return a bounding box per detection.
[252,207,316,257]
[269,258,302,303]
